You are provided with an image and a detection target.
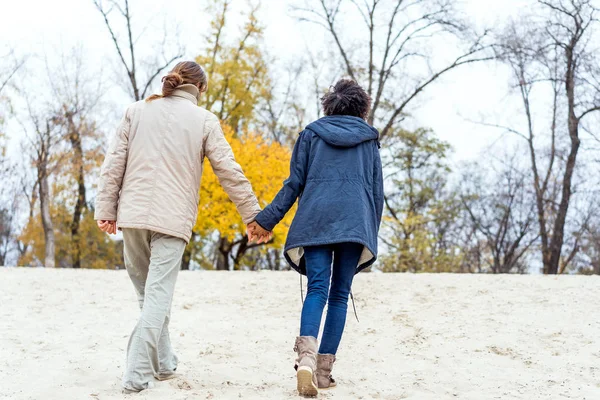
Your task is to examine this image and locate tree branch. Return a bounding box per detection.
[381,47,494,138]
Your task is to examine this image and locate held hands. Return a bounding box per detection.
[97,220,117,235]
[98,219,268,242]
[247,221,273,244]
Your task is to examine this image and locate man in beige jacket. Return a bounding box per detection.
[95,61,269,392]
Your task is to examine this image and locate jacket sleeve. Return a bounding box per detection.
[373,145,384,228]
[204,118,261,225]
[254,131,311,231]
[94,106,131,221]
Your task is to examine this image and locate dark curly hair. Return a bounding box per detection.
[321,79,371,120]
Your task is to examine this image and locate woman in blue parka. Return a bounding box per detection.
[253,79,384,397]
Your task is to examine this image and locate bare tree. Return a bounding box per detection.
[258,63,306,146]
[45,47,106,268]
[540,0,599,274]
[0,210,13,266]
[0,178,26,266]
[20,104,64,268]
[293,0,495,139]
[14,167,39,263]
[257,41,336,149]
[92,0,183,101]
[494,1,600,274]
[577,219,600,274]
[0,49,25,96]
[0,145,19,266]
[557,203,593,273]
[460,156,538,274]
[0,49,26,266]
[306,48,328,121]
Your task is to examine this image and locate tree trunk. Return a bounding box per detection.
[270,249,282,271]
[69,130,86,269]
[17,180,38,263]
[546,137,579,274]
[546,48,580,275]
[0,209,13,266]
[181,245,191,270]
[181,232,197,270]
[233,235,249,270]
[215,236,232,270]
[38,167,55,268]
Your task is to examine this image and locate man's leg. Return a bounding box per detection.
[122,231,186,391]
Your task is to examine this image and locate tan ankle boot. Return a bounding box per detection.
[293,336,318,397]
[316,354,337,389]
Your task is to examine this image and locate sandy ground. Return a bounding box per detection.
[1,269,599,400]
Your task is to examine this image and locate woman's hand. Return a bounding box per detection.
[247,221,272,244]
[97,220,117,235]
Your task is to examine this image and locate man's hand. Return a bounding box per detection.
[247,221,272,244]
[97,220,117,235]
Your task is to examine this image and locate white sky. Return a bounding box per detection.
[0,0,539,165]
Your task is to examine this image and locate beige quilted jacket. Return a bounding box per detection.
[94,84,261,243]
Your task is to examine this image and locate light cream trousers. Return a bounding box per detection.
[121,228,186,391]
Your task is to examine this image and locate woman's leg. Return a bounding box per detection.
[122,230,186,391]
[319,242,363,355]
[296,245,333,396]
[123,229,151,310]
[300,245,333,338]
[156,312,178,377]
[123,229,179,379]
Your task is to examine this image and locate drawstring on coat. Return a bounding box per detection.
[300,274,304,305]
[300,274,360,323]
[350,291,359,323]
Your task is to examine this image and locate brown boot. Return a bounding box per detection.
[293,336,318,397]
[316,354,337,389]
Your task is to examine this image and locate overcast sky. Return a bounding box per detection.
[1,0,540,164]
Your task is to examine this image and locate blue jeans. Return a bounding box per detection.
[300,242,363,355]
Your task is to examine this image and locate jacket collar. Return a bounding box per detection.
[172,84,200,104]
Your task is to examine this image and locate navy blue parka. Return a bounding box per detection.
[255,115,384,275]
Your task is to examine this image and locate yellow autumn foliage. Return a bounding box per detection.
[196,0,270,132]
[195,123,295,247]
[18,205,123,269]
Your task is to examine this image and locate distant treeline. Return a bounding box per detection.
[0,0,598,274]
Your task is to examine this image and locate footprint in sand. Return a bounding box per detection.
[169,378,192,390]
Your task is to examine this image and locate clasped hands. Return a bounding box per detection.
[247,221,273,244]
[98,219,272,244]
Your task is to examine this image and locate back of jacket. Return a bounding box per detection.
[95,84,260,242]
[255,115,384,274]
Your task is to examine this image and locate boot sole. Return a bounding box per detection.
[319,384,337,390]
[297,366,318,397]
[156,373,179,381]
